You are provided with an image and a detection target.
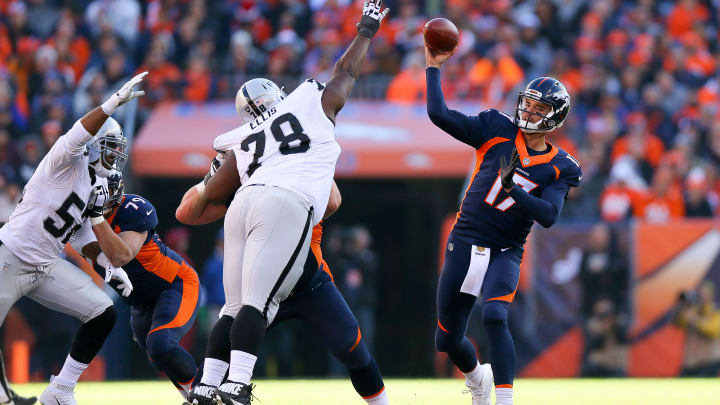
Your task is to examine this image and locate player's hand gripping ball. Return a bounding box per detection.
[423,18,459,53]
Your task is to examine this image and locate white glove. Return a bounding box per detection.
[97,252,134,297]
[101,71,148,115]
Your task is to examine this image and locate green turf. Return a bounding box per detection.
[12,378,720,405]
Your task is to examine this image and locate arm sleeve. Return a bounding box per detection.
[426,68,503,148]
[509,182,567,228]
[44,120,96,172]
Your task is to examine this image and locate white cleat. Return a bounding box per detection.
[464,363,493,405]
[39,376,77,405]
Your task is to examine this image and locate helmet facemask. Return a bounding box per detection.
[514,93,558,133]
[88,118,128,178]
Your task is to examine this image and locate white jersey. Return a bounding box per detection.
[0,121,104,266]
[213,79,340,225]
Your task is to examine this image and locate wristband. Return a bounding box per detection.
[100,94,119,115]
[195,182,206,197]
[90,216,105,226]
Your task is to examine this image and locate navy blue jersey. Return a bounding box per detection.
[103,194,197,308]
[427,68,581,248]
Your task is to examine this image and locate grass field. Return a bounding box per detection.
[12,378,720,405]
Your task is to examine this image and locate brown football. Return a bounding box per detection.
[423,18,459,53]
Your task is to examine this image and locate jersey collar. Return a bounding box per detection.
[515,129,558,167]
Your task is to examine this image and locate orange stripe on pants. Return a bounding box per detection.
[149,263,199,334]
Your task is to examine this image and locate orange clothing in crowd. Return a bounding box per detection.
[599,184,642,222]
[632,187,685,223]
[468,56,524,93]
[48,36,91,83]
[386,68,426,103]
[666,1,709,38]
[610,133,665,167]
[183,70,210,102]
[135,63,182,104]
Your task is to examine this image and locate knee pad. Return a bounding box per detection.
[482,301,509,326]
[146,329,178,356]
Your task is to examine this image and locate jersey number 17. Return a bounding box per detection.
[485,173,538,211]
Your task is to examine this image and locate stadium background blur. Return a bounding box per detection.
[1,0,720,386]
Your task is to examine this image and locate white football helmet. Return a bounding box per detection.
[235,78,286,123]
[88,117,128,178]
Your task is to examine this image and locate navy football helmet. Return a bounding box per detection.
[104,170,124,215]
[514,77,570,133]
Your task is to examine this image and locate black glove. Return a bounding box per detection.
[499,147,520,190]
[357,0,389,39]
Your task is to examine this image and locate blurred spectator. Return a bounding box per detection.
[85,0,141,46]
[684,167,714,217]
[632,164,685,223]
[579,223,629,319]
[0,173,20,223]
[335,226,379,352]
[164,226,194,267]
[599,159,645,223]
[201,228,225,323]
[581,299,629,377]
[673,281,720,376]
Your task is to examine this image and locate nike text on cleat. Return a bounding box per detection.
[184,383,217,405]
[213,381,254,405]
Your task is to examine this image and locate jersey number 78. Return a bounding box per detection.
[241,112,311,177]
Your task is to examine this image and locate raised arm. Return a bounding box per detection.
[49,72,147,168]
[321,0,389,122]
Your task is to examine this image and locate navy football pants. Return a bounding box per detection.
[131,276,199,390]
[269,270,385,399]
[436,232,521,386]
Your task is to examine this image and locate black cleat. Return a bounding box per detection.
[213,381,254,405]
[183,383,218,405]
[7,389,37,405]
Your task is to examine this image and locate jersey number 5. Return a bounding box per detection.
[43,192,86,244]
[242,112,311,177]
[485,174,538,211]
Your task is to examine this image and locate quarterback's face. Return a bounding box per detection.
[521,98,551,123]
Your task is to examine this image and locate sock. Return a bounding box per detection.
[228,350,257,385]
[56,355,88,386]
[496,386,513,405]
[199,358,229,387]
[364,387,389,404]
[463,361,484,387]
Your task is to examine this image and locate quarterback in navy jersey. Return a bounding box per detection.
[426,46,581,405]
[87,172,200,398]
